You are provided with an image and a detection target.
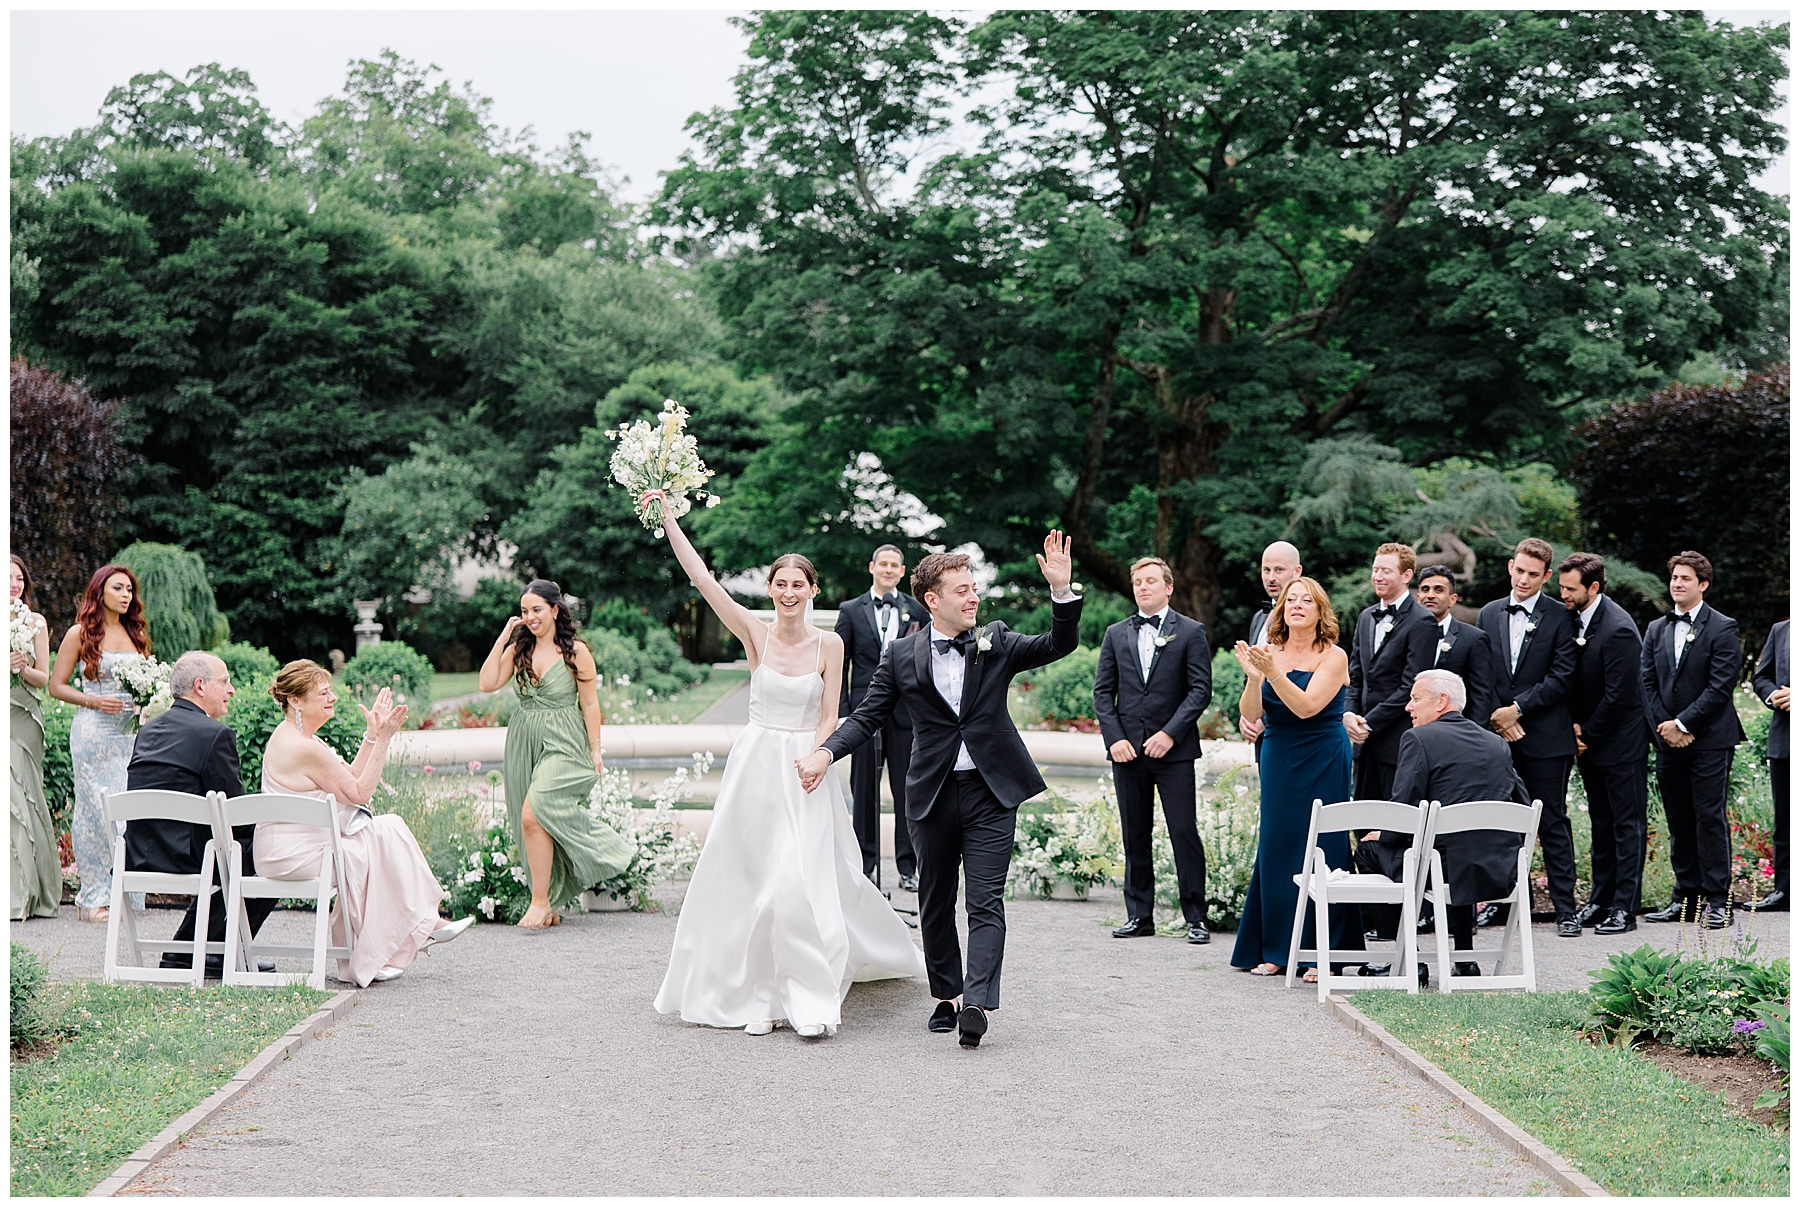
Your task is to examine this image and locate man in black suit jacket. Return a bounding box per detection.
[1360,669,1532,980]
[834,544,925,890]
[1093,557,1213,943]
[1414,564,1497,723]
[1558,553,1650,934]
[124,651,275,973]
[1240,541,1303,745]
[1478,537,1581,935]
[799,535,1082,1049]
[1344,543,1439,801]
[1751,619,1789,911]
[1640,551,1745,928]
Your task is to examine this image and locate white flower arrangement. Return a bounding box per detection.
[582,751,712,910]
[112,654,173,730]
[603,399,719,537]
[1154,631,1172,648]
[10,599,43,659]
[1008,792,1122,899]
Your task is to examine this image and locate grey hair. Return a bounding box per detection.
[169,651,225,699]
[1414,668,1466,713]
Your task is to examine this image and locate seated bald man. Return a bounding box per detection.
[1356,669,1530,982]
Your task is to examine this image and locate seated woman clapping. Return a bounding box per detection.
[256,660,470,985]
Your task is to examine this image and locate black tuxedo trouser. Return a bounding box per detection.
[913,770,1012,1010]
[1655,745,1734,906]
[848,719,916,882]
[1353,746,1398,803]
[1352,839,1474,948]
[1112,757,1206,925]
[1771,758,1789,897]
[1512,752,1576,919]
[160,878,277,969]
[1578,754,1648,916]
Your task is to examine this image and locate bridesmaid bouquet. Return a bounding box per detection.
[604,400,719,538]
[113,654,174,731]
[10,599,42,662]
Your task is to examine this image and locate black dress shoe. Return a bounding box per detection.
[898,874,919,894]
[1594,909,1637,935]
[1750,889,1788,912]
[1643,900,1692,924]
[1111,917,1157,938]
[1556,916,1583,938]
[1359,962,1428,985]
[957,1004,988,1049]
[1452,961,1482,978]
[1416,914,1435,934]
[1186,923,1210,945]
[1701,903,1730,930]
[928,1000,958,1033]
[1573,902,1606,928]
[1474,903,1504,928]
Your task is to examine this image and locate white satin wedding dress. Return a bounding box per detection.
[653,638,925,1031]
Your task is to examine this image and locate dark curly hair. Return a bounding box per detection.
[510,579,589,687]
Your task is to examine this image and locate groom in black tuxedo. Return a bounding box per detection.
[1093,556,1213,943]
[799,533,1082,1050]
[834,544,925,890]
[124,651,276,975]
[1344,543,1439,802]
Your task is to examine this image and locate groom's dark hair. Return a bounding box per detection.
[913,552,972,605]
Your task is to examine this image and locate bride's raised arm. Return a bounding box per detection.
[641,489,761,658]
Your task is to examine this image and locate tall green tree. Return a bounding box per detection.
[661,10,1788,633]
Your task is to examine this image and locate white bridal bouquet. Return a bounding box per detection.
[604,400,719,537]
[113,654,174,731]
[10,599,43,667]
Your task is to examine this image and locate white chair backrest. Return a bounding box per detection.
[218,791,338,831]
[1432,799,1543,837]
[1314,799,1423,837]
[102,788,217,827]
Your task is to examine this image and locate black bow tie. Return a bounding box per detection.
[875,593,899,609]
[1129,614,1160,630]
[932,632,974,656]
[1373,605,1394,619]
[1505,603,1529,615]
[1674,611,1698,626]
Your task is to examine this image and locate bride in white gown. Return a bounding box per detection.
[643,490,926,1037]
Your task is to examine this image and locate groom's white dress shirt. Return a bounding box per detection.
[928,588,1080,773]
[1135,607,1168,679]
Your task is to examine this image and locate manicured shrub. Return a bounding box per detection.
[11,941,49,1048]
[41,697,74,834]
[343,640,433,706]
[209,641,278,686]
[1021,645,1102,723]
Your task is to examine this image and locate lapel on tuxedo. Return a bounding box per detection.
[1141,613,1176,684]
[1508,596,1546,679]
[913,631,958,719]
[1431,620,1454,667]
[960,623,992,714]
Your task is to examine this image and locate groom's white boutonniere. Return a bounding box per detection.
[1437,636,1454,654]
[976,627,993,654]
[1377,616,1395,637]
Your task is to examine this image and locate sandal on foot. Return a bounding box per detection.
[1248,962,1284,976]
[77,906,110,923]
[1302,969,1320,984]
[517,905,556,930]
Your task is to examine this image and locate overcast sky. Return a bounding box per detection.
[10,8,1789,201]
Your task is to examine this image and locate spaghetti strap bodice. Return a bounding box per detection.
[746,629,825,733]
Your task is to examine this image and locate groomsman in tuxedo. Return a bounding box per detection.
[1751,619,1789,911]
[1641,551,1745,928]
[835,544,925,890]
[1240,541,1303,744]
[1558,552,1649,935]
[1093,557,1214,943]
[1479,537,1581,936]
[1344,543,1439,802]
[1413,564,1497,723]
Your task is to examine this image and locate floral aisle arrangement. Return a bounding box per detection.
[111,654,173,731]
[1008,792,1122,899]
[1177,766,1262,931]
[604,400,719,537]
[584,752,710,910]
[10,599,43,683]
[446,823,533,923]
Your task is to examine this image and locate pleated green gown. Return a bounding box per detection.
[504,659,633,909]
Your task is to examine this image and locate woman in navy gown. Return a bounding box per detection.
[1229,577,1364,981]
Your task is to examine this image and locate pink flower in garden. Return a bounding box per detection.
[423,764,436,775]
[468,760,482,773]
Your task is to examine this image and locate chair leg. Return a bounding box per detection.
[1401,886,1419,997]
[1515,886,1536,993]
[1284,850,1313,989]
[1314,879,1332,1003]
[192,848,214,989]
[308,850,333,990]
[222,872,245,987]
[1431,862,1453,994]
[104,837,127,983]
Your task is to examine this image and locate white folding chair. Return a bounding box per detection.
[1286,797,1436,1002]
[100,788,223,987]
[215,792,352,990]
[1424,799,1543,993]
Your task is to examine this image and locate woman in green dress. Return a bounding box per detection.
[11,555,62,920]
[478,579,632,929]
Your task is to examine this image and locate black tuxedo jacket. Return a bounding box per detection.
[824,598,1083,819]
[1641,602,1745,752]
[1093,610,1213,762]
[1568,595,1649,767]
[1346,593,1439,763]
[1388,711,1531,905]
[1247,602,1275,647]
[1752,620,1789,761]
[124,698,247,874]
[835,590,925,727]
[1477,593,1577,760]
[1429,616,1497,726]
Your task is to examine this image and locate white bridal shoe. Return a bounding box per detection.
[371,965,405,982]
[424,916,475,951]
[745,1020,775,1036]
[795,1023,828,1039]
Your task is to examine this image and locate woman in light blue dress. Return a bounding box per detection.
[49,564,152,922]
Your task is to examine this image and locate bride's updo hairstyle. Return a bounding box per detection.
[766,554,817,589]
[269,660,332,712]
[509,579,588,687]
[1267,576,1340,651]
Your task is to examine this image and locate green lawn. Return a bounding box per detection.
[430,671,485,701]
[1355,990,1789,1197]
[10,982,330,1196]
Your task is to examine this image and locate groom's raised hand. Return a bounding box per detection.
[1036,529,1074,596]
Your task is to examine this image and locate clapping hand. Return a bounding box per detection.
[359,687,408,739]
[1243,643,1279,679]
[1036,530,1073,595]
[1231,640,1265,681]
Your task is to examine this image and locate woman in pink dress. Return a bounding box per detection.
[256,660,470,985]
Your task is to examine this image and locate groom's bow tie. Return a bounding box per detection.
[932,632,974,656]
[875,593,899,609]
[1674,611,1698,626]
[1129,614,1160,630]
